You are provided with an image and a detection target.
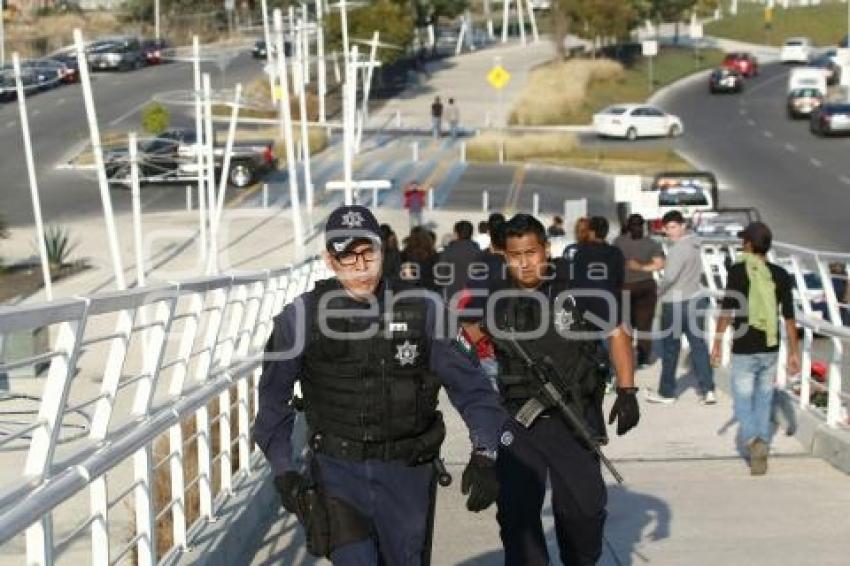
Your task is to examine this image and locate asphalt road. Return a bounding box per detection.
[0,52,263,228]
[661,62,850,251]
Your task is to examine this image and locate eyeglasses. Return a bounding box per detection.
[335,248,379,267]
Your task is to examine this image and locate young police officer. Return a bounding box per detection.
[253,205,507,565]
[462,214,640,565]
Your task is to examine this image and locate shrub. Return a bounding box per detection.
[141,103,170,135]
[43,225,76,269]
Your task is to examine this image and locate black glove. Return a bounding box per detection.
[274,471,310,521]
[608,387,640,436]
[461,452,499,512]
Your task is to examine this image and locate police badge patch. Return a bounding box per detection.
[340,210,365,228]
[554,308,575,333]
[395,340,419,366]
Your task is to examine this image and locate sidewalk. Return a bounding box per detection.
[369,40,556,130]
[249,362,850,566]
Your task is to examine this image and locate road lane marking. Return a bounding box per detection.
[784,143,796,152]
[56,98,66,105]
[762,130,773,138]
[739,108,747,115]
[840,175,850,185]
[810,157,822,168]
[31,109,40,116]
[108,100,149,126]
[747,119,756,126]
[5,120,14,128]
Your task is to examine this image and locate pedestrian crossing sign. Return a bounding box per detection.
[487,65,511,90]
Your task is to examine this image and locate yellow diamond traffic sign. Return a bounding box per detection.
[487,65,511,90]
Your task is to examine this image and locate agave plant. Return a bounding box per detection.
[43,225,76,269]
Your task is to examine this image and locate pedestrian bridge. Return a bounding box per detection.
[1,239,849,566]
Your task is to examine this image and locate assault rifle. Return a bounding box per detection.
[495,332,624,484]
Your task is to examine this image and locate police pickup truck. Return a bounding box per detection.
[104,128,275,188]
[616,171,719,234]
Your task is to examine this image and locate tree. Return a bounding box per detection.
[325,0,415,64]
[142,103,171,135]
[569,0,643,50]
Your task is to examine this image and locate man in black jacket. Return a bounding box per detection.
[438,220,482,305]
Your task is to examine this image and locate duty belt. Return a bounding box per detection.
[310,414,445,464]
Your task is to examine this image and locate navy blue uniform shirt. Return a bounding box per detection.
[253,279,508,475]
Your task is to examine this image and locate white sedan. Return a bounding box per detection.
[780,37,812,64]
[593,104,684,141]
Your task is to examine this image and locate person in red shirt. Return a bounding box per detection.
[403,180,426,230]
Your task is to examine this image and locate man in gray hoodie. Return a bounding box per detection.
[646,210,715,404]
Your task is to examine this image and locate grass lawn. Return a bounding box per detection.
[560,47,725,125]
[466,132,693,176]
[706,0,848,47]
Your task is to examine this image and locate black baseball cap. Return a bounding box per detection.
[324,205,381,255]
[738,221,772,253]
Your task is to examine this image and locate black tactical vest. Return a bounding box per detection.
[301,278,444,462]
[489,269,609,436]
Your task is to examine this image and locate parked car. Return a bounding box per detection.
[810,50,841,85]
[251,39,292,59]
[810,102,850,136]
[47,46,80,83]
[141,39,169,65]
[722,52,758,77]
[787,87,824,119]
[709,68,744,94]
[780,37,812,64]
[104,128,275,188]
[692,208,761,239]
[593,104,683,140]
[88,37,145,71]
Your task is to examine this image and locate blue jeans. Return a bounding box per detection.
[431,116,441,138]
[730,352,778,444]
[658,298,714,397]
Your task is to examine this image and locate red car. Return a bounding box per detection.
[141,39,169,65]
[722,52,759,78]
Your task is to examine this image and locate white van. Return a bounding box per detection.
[788,67,827,96]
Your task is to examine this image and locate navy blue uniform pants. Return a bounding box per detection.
[315,454,436,565]
[497,416,607,566]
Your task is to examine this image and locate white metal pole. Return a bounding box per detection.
[455,20,466,55]
[74,29,125,290]
[203,73,218,274]
[502,0,510,43]
[129,133,145,288]
[261,0,277,103]
[315,0,327,123]
[262,183,269,208]
[214,83,242,233]
[13,53,52,301]
[526,0,539,43]
[427,187,434,210]
[289,6,298,88]
[1,0,5,68]
[460,140,466,162]
[155,0,161,42]
[517,0,526,45]
[532,192,539,217]
[342,45,357,205]
[333,50,342,83]
[483,190,489,213]
[340,0,350,70]
[296,22,314,212]
[356,31,379,151]
[193,36,208,264]
[301,3,311,85]
[186,185,193,210]
[275,9,305,256]
[485,0,494,40]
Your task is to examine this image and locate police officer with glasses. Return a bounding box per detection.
[254,205,508,565]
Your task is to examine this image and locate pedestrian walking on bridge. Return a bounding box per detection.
[711,221,800,475]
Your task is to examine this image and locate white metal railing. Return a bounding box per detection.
[0,257,330,566]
